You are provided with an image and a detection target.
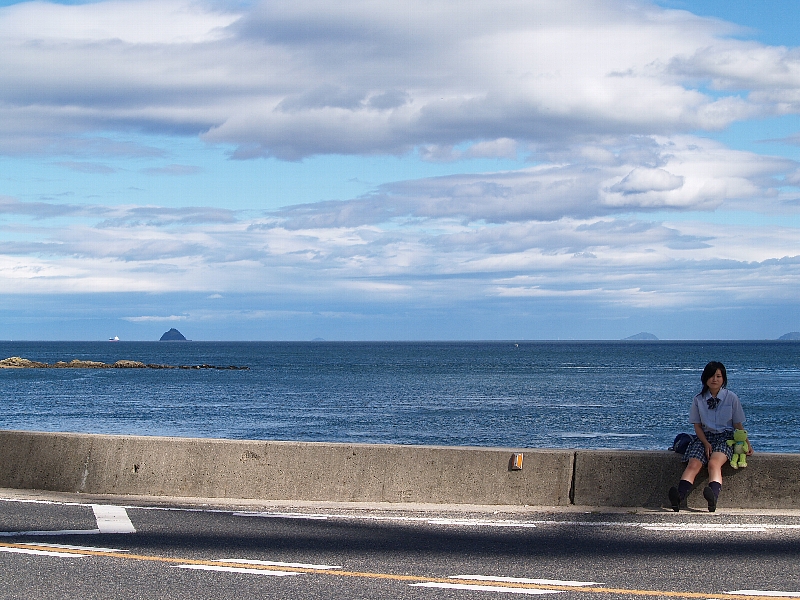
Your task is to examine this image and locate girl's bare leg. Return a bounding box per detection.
[707,452,728,484]
[698,452,728,512]
[680,458,703,483]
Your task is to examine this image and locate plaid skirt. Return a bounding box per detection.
[682,431,734,464]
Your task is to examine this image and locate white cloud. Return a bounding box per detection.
[419,138,520,162]
[670,42,800,107]
[141,164,203,176]
[123,315,188,322]
[609,168,685,195]
[55,161,116,174]
[0,0,238,44]
[2,0,800,335]
[1,134,799,315]
[272,136,795,224]
[1,0,799,159]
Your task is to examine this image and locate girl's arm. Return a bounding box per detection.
[734,422,754,455]
[694,423,712,458]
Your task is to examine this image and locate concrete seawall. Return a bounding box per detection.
[0,430,573,506]
[572,449,800,510]
[1,430,798,508]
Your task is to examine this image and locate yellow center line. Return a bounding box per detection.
[1,541,795,600]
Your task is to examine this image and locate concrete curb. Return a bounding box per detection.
[0,430,572,506]
[573,449,800,510]
[1,430,797,508]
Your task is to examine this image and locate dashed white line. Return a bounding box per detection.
[429,519,537,528]
[233,512,329,520]
[411,582,560,594]
[451,576,602,586]
[535,521,641,528]
[728,591,800,597]
[644,525,770,532]
[0,546,86,557]
[643,523,800,532]
[235,512,537,528]
[23,542,128,553]
[216,558,341,569]
[0,542,129,558]
[0,529,101,537]
[172,564,299,576]
[230,511,800,533]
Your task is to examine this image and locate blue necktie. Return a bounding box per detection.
[707,396,720,410]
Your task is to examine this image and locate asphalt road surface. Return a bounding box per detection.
[1,493,800,600]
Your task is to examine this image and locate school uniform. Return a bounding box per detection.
[683,388,746,464]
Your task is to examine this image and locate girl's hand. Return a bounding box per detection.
[746,440,754,456]
[704,442,712,458]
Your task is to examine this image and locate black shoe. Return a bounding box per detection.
[703,486,717,513]
[668,486,681,512]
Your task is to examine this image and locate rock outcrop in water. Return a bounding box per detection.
[0,357,248,370]
[160,328,188,341]
[778,332,800,340]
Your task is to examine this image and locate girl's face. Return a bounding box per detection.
[706,369,724,395]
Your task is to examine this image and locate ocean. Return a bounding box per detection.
[0,341,797,453]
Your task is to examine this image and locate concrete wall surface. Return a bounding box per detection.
[1,431,797,508]
[0,430,573,506]
[573,450,800,509]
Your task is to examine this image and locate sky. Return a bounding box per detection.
[1,0,800,341]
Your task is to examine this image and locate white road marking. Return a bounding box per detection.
[534,521,641,528]
[0,498,84,507]
[23,542,128,553]
[230,511,800,532]
[452,575,601,586]
[0,529,101,537]
[0,546,86,557]
[233,512,329,520]
[644,524,770,532]
[411,582,560,594]
[0,502,135,537]
[217,558,341,569]
[525,520,800,533]
[429,519,537,528]
[92,505,136,534]
[549,516,773,531]
[172,564,299,576]
[727,591,800,597]
[235,512,536,528]
[4,496,800,535]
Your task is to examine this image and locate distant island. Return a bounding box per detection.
[622,332,659,340]
[160,328,188,341]
[778,332,800,340]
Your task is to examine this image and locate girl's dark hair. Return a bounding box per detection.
[700,361,727,394]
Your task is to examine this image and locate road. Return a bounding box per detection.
[1,492,800,599]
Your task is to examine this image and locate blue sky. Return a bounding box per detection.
[1,0,800,340]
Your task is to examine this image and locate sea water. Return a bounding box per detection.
[0,341,797,453]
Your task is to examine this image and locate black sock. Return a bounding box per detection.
[678,479,693,500]
[709,481,721,500]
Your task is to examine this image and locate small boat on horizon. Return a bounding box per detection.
[109,336,119,342]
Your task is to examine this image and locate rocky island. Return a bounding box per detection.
[622,332,659,340]
[0,357,248,370]
[160,328,188,341]
[778,332,800,340]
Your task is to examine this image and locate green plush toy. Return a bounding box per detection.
[726,429,749,469]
